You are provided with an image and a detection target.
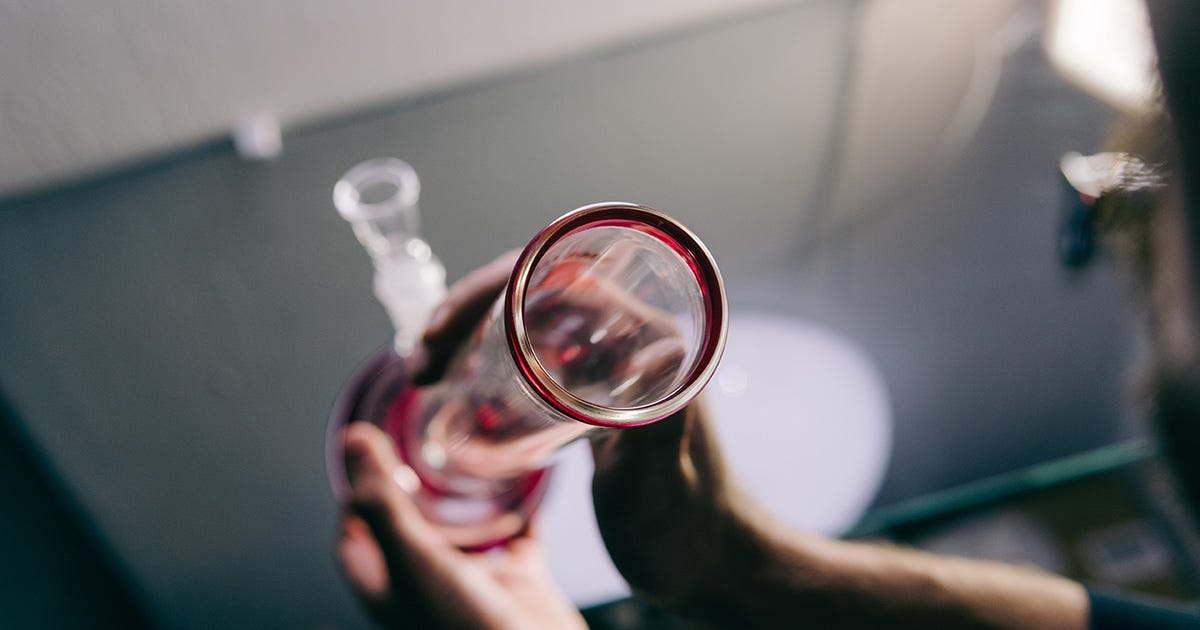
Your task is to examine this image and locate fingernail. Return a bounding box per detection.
[393,465,420,494]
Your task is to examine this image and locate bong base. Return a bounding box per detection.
[327,348,551,550]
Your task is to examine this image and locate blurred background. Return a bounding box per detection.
[0,0,1186,627]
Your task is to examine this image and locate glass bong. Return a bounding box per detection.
[326,158,728,549]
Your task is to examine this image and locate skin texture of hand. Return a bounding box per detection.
[335,421,586,630]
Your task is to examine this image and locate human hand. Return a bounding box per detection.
[411,250,761,620]
[335,421,586,629]
[589,401,780,618]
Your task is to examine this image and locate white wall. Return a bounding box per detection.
[0,0,795,199]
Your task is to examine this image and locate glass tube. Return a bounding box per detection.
[329,166,727,549]
[332,158,446,356]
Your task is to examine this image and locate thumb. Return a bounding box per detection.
[589,404,703,526]
[342,422,455,576]
[591,402,722,489]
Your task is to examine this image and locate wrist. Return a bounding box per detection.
[666,493,820,624]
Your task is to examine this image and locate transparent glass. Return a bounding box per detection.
[332,158,446,356]
[328,163,727,550]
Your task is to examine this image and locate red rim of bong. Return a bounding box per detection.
[503,202,728,428]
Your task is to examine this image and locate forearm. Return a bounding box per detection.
[594,409,1088,628]
[679,510,1089,629]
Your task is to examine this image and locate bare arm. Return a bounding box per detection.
[702,516,1088,628]
[592,405,1088,629]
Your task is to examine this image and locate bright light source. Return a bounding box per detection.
[717,363,749,397]
[1045,0,1158,113]
[705,312,892,536]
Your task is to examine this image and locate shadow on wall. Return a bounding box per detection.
[0,392,153,628]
